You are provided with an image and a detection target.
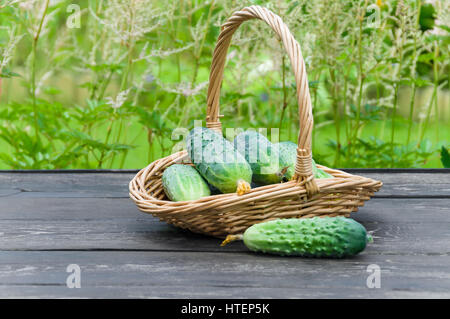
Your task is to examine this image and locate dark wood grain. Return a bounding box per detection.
[1,251,450,298]
[0,198,449,255]
[0,171,449,198]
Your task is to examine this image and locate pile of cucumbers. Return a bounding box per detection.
[162,127,332,202]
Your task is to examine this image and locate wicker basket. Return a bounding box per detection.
[129,5,382,238]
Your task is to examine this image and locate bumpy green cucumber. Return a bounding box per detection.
[233,130,283,185]
[162,164,210,201]
[276,141,333,180]
[313,161,333,179]
[276,141,297,180]
[241,217,370,258]
[186,127,252,194]
[186,127,224,154]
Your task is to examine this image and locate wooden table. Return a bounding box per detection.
[0,169,449,298]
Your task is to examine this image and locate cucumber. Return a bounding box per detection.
[313,161,333,179]
[186,127,224,160]
[240,217,370,258]
[162,164,210,201]
[233,130,283,185]
[277,141,297,180]
[276,141,333,180]
[186,127,252,194]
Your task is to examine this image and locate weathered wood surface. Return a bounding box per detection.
[1,198,449,255]
[0,170,449,298]
[2,252,450,298]
[0,170,448,198]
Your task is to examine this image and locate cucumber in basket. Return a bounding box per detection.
[186,127,252,195]
[162,164,210,201]
[276,141,333,180]
[221,217,371,258]
[186,127,224,151]
[234,130,284,185]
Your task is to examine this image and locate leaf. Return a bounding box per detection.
[42,86,62,95]
[417,52,435,64]
[0,68,21,78]
[308,81,320,89]
[425,34,449,43]
[79,82,95,89]
[437,25,450,33]
[413,77,433,87]
[109,143,135,151]
[441,146,450,168]
[287,1,300,14]
[357,138,375,150]
[0,153,14,166]
[419,3,436,31]
[418,139,432,154]
[84,63,124,72]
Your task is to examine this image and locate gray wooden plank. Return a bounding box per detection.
[3,286,449,299]
[0,197,136,220]
[1,196,448,222]
[0,171,449,198]
[0,173,131,198]
[1,285,448,299]
[0,198,449,255]
[0,251,449,298]
[356,172,450,198]
[0,286,313,299]
[1,218,449,255]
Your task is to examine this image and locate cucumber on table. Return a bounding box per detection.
[222,217,371,258]
[234,130,284,185]
[162,164,210,201]
[186,127,252,195]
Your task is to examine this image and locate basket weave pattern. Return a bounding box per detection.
[129,6,382,238]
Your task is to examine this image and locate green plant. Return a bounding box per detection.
[441,146,450,168]
[328,136,439,168]
[0,0,448,170]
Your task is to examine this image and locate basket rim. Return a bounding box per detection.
[128,151,383,210]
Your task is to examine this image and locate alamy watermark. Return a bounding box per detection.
[66,4,81,29]
[366,4,381,29]
[366,264,381,289]
[66,264,81,288]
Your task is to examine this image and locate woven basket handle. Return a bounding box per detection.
[205,5,319,196]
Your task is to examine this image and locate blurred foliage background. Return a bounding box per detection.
[0,0,449,169]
